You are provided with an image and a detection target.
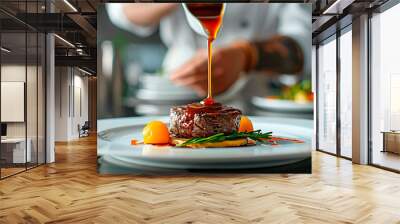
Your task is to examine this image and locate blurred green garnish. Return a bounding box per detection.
[280,80,313,103]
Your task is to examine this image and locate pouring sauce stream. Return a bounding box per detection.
[186,3,224,105]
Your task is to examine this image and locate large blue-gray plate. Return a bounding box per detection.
[98,116,312,169]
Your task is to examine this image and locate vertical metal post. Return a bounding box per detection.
[44,3,47,165]
[25,0,28,171]
[0,20,2,179]
[315,44,320,150]
[72,68,75,118]
[367,11,373,165]
[352,14,369,164]
[336,27,341,157]
[46,0,56,163]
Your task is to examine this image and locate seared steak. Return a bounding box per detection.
[169,103,242,138]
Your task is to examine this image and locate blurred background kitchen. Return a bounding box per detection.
[97,3,312,119]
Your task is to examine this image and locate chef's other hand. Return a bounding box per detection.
[170,43,248,96]
[123,3,178,26]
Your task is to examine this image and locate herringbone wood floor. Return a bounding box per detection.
[1,135,400,224]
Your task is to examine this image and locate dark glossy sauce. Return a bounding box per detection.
[186,3,224,105]
[186,102,223,115]
[181,102,240,128]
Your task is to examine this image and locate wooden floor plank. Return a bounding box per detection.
[0,135,400,224]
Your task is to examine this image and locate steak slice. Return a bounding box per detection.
[169,103,242,138]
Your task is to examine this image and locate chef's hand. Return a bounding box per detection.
[170,44,248,96]
[123,3,178,26]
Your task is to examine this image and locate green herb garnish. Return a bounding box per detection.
[176,130,272,147]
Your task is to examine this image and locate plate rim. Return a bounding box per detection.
[251,96,313,112]
[98,116,312,169]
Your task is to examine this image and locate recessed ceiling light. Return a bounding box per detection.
[78,67,93,76]
[323,0,354,15]
[54,34,75,48]
[1,47,11,53]
[63,0,78,12]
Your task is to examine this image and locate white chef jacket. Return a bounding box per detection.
[106,3,311,107]
[106,3,311,76]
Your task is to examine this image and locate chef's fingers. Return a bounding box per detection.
[170,63,206,82]
[186,71,229,96]
[172,72,208,86]
[170,50,208,81]
[170,47,227,82]
[171,63,223,86]
[172,78,207,96]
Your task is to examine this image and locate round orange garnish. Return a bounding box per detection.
[142,121,170,144]
[238,116,253,133]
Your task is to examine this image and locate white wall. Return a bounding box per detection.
[55,67,70,141]
[72,73,89,137]
[1,65,26,137]
[1,65,36,138]
[54,67,89,141]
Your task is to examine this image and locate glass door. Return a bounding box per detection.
[0,0,46,179]
[317,35,337,154]
[339,27,352,159]
[1,30,28,178]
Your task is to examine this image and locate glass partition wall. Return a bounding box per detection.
[316,25,353,159]
[0,30,27,177]
[317,35,337,155]
[339,27,352,159]
[0,1,46,179]
[370,2,400,172]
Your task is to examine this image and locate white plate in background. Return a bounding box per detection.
[251,96,313,113]
[137,75,198,102]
